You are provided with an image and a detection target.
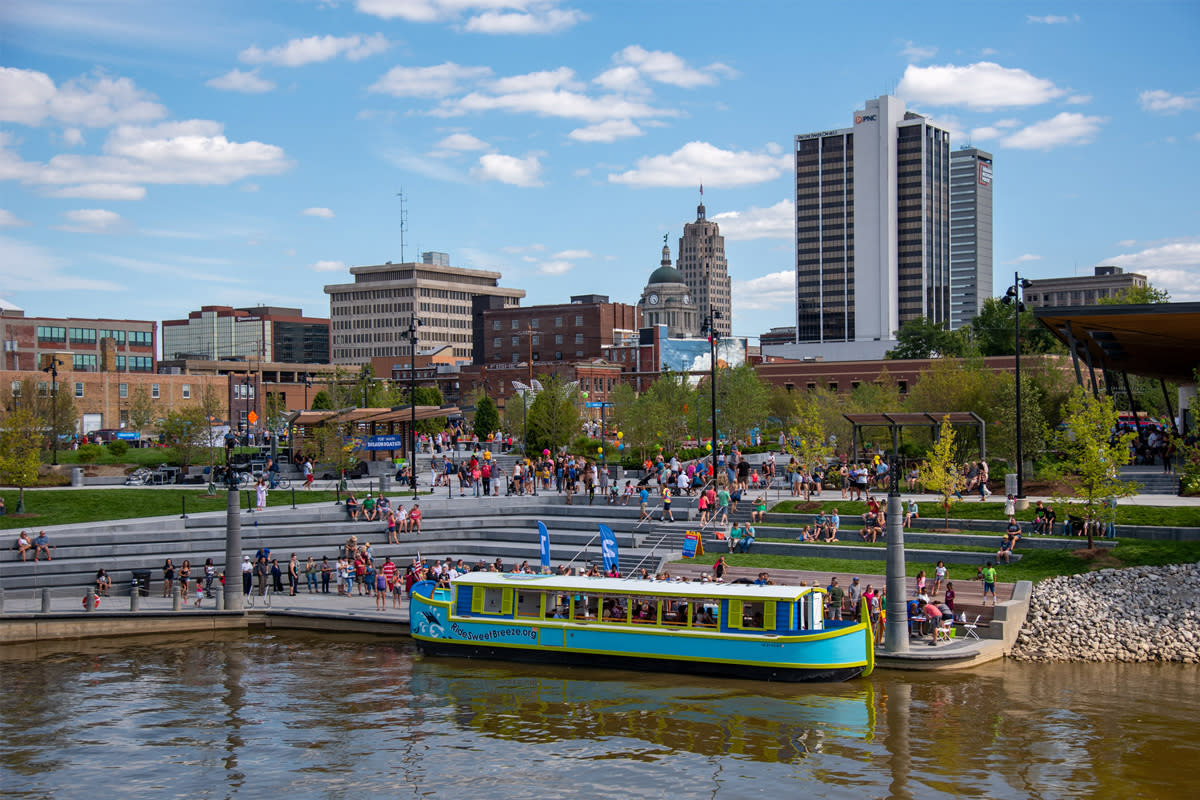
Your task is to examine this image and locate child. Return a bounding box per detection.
[944,582,956,614]
[621,480,633,505]
[932,560,947,597]
[194,579,204,608]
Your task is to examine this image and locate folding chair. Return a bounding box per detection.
[934,619,954,644]
[961,614,981,640]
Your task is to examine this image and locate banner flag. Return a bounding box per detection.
[598,524,619,573]
[537,520,551,568]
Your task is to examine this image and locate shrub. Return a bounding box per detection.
[107,439,129,458]
[77,443,102,463]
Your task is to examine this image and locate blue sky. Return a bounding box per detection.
[2,1,1198,342]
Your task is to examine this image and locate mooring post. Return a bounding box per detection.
[85,588,95,612]
[215,585,225,611]
[130,586,140,612]
[172,585,182,612]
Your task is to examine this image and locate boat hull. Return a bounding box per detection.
[415,638,865,683]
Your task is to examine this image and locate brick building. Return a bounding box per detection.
[1,303,156,374]
[475,294,640,365]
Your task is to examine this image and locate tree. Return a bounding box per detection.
[128,385,154,430]
[633,371,695,456]
[918,416,967,529]
[971,297,1062,357]
[264,391,288,432]
[0,405,44,512]
[526,375,580,456]
[783,401,834,484]
[312,421,357,480]
[159,406,209,471]
[714,363,769,445]
[1097,283,1170,305]
[473,394,500,440]
[1045,389,1138,548]
[887,316,970,359]
[310,390,334,411]
[409,385,446,435]
[197,382,224,478]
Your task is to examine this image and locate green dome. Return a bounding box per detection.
[648,265,685,284]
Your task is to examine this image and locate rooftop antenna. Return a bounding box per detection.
[395,189,408,263]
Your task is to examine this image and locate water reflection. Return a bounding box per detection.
[408,657,877,764]
[1,633,1199,799]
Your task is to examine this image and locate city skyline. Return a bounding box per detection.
[2,1,1198,341]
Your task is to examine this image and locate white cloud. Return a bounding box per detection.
[240,33,389,67]
[0,120,292,192]
[55,208,122,233]
[901,41,937,62]
[1139,89,1200,114]
[897,62,1066,110]
[1007,253,1043,263]
[62,128,85,146]
[1066,94,1092,105]
[538,260,573,275]
[369,63,492,97]
[488,67,581,93]
[303,207,335,218]
[594,66,643,93]
[0,235,124,291]
[1027,14,1079,24]
[310,259,347,272]
[0,67,166,127]
[434,132,490,151]
[0,209,31,228]
[1003,112,1107,149]
[732,270,794,312]
[568,119,643,143]
[551,249,592,259]
[356,1,585,34]
[1116,239,1137,247]
[207,69,276,93]
[471,153,543,186]
[45,183,146,200]
[608,141,791,188]
[612,45,723,88]
[1103,240,1200,301]
[436,84,670,123]
[502,243,546,253]
[465,7,585,34]
[711,199,794,241]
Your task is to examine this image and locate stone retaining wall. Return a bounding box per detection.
[1010,563,1200,663]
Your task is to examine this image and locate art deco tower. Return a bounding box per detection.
[677,191,731,337]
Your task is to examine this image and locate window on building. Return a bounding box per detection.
[37,381,49,397]
[554,351,562,360]
[492,320,500,330]
[37,326,66,343]
[828,382,838,392]
[576,350,583,357]
[555,334,563,345]
[575,315,583,326]
[531,318,539,329]
[511,336,520,347]
[511,319,519,330]
[898,380,908,394]
[128,356,152,372]
[181,384,191,399]
[69,327,97,345]
[128,331,153,347]
[119,383,128,399]
[575,333,583,344]
[531,335,540,345]
[99,329,126,344]
[74,382,84,398]
[555,316,562,327]
[493,337,502,349]
[151,383,160,399]
[10,381,19,397]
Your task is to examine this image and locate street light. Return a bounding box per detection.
[407,317,420,499]
[701,306,723,482]
[1002,273,1034,506]
[42,357,64,465]
[303,374,312,410]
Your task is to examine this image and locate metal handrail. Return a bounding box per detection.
[562,532,600,571]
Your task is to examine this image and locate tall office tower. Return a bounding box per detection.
[792,95,951,359]
[676,194,731,336]
[324,258,524,365]
[949,148,993,329]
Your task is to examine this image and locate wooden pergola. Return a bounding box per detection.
[289,405,461,461]
[842,412,987,467]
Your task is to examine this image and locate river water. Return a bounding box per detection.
[2,632,1197,799]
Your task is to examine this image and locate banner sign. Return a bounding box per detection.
[537,521,551,568]
[115,431,141,441]
[598,524,619,573]
[358,435,407,451]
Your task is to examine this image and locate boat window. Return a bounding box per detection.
[470,586,511,615]
[573,594,598,620]
[601,596,629,622]
[808,592,824,631]
[516,590,542,618]
[692,602,719,628]
[548,593,570,619]
[662,599,690,627]
[630,597,658,623]
[740,601,766,630]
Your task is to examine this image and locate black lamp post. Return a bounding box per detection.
[303,374,312,410]
[1002,273,1034,504]
[42,357,63,465]
[702,306,722,482]
[407,317,419,499]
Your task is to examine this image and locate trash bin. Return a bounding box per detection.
[379,474,392,492]
[71,467,84,487]
[131,569,152,597]
[1005,473,1018,498]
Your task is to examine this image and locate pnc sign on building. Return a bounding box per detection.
[854,113,877,124]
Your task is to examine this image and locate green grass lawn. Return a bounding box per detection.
[768,498,1200,528]
[0,488,344,529]
[676,539,1200,584]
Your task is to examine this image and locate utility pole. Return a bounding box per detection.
[396,189,408,264]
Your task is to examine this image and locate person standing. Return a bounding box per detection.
[255,478,268,512]
[304,556,318,593]
[287,553,299,596]
[981,561,998,606]
[303,458,314,490]
[204,558,216,598]
[162,558,176,598]
[242,555,253,595]
[320,557,332,594]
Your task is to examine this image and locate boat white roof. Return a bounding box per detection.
[451,571,818,601]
